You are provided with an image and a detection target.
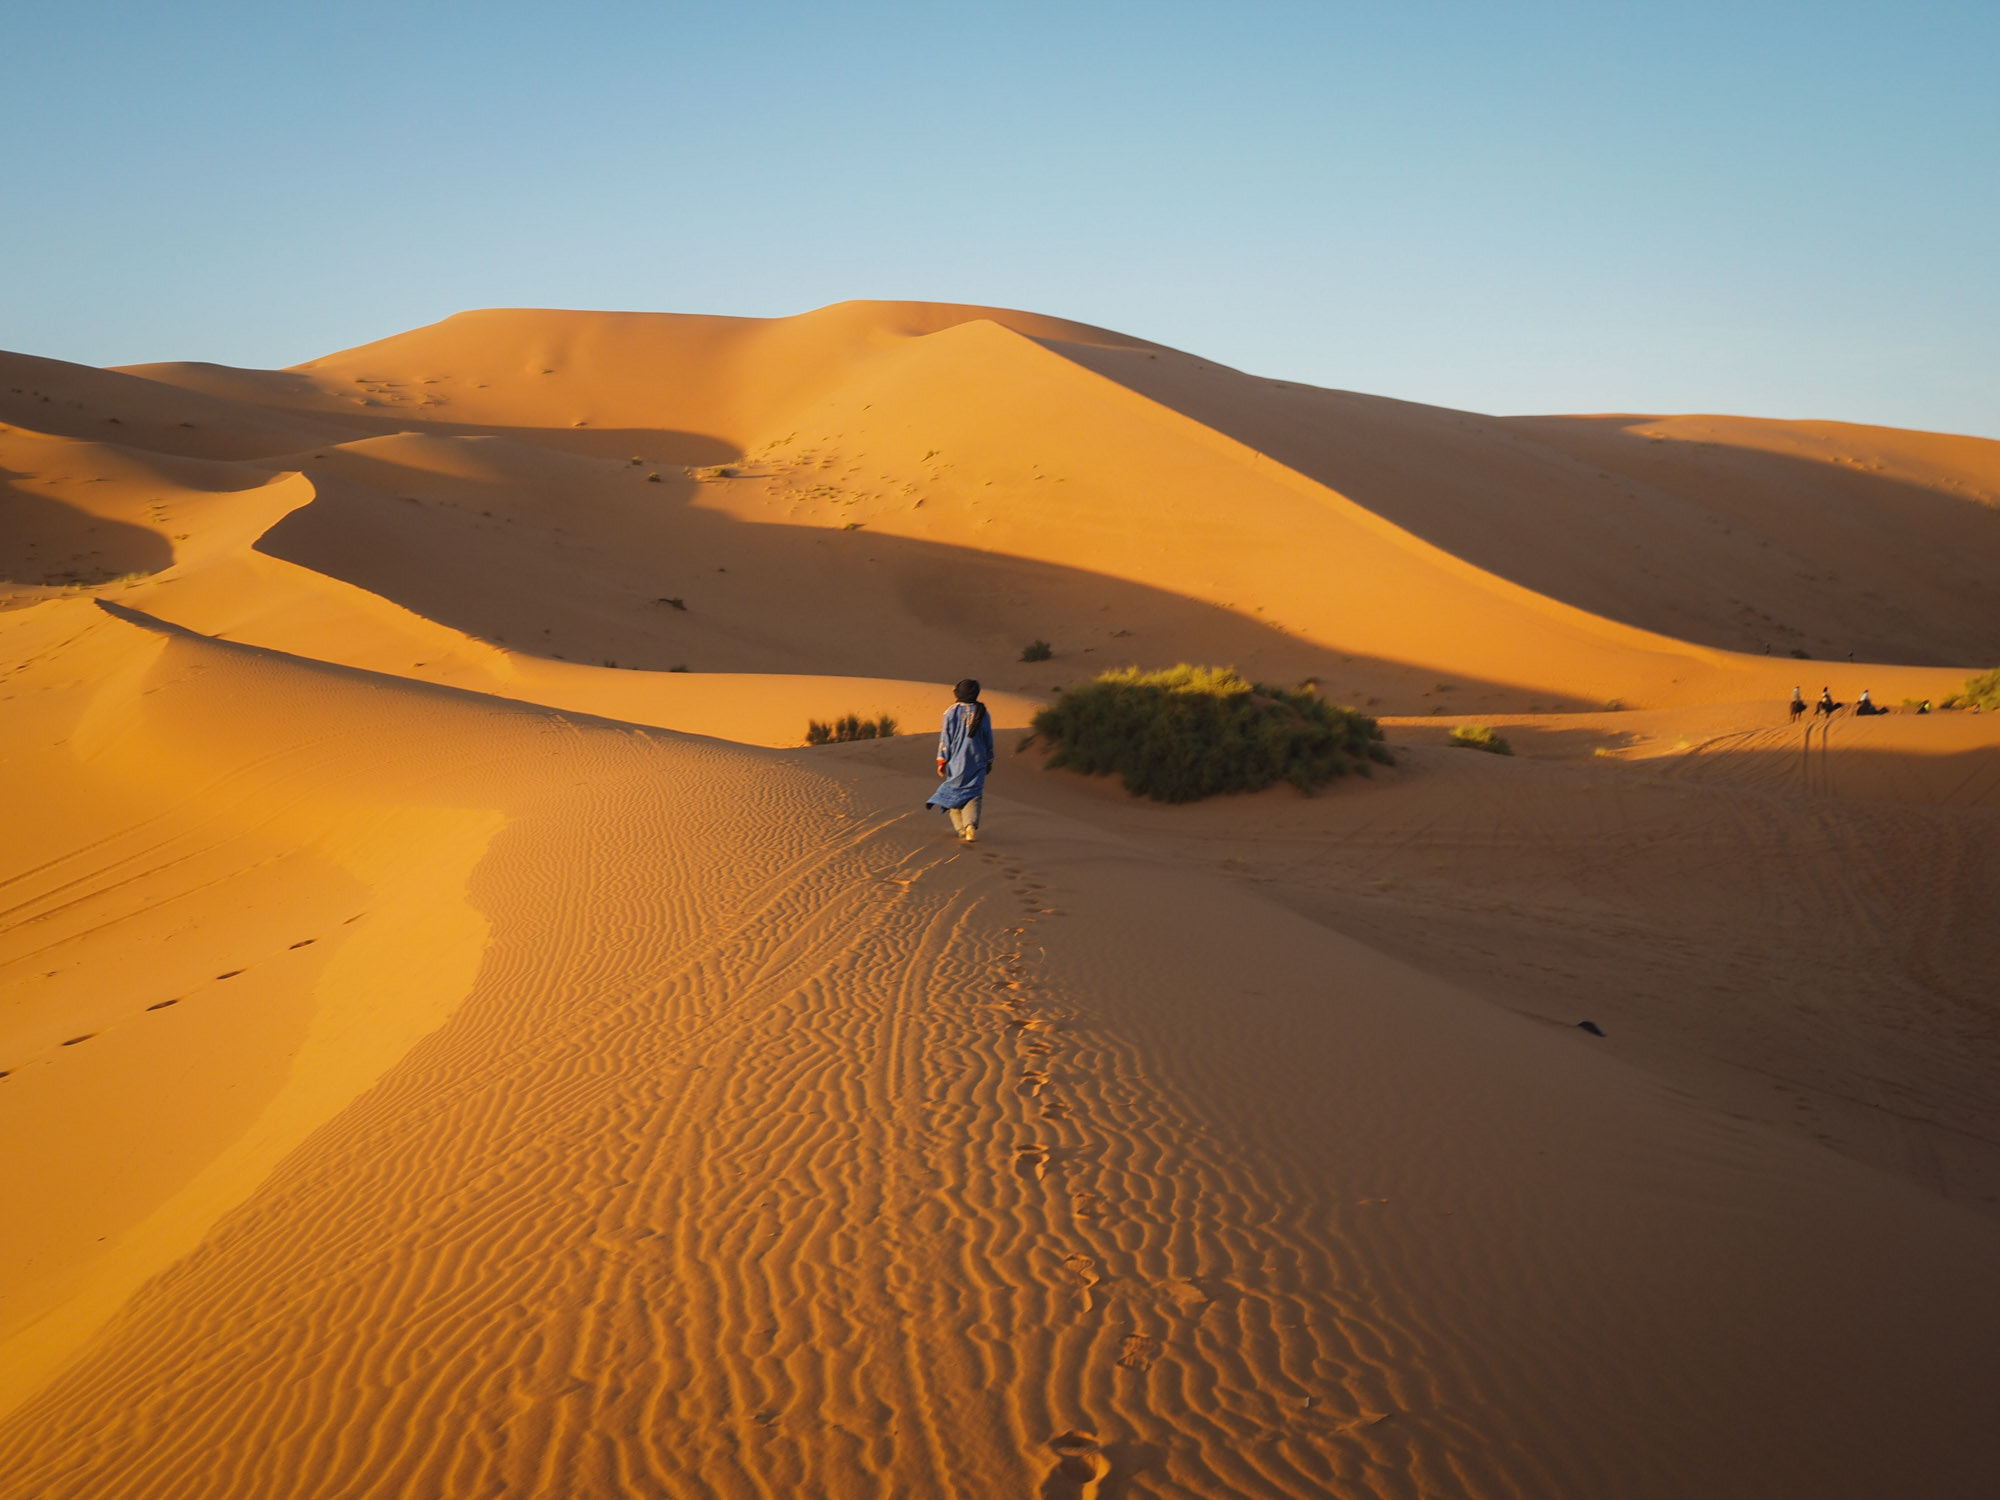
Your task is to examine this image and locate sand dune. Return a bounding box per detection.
[117,300,2000,673]
[1047,340,2000,667]
[3,300,1998,1497]
[1,349,350,461]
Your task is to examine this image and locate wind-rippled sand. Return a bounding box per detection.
[3,302,1997,1497]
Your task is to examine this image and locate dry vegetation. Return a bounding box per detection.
[1449,724,1512,755]
[805,712,899,745]
[1029,664,1390,802]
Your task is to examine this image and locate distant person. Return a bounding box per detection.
[1816,687,1839,717]
[1789,686,1806,722]
[927,677,994,842]
[1855,688,1886,717]
[1917,699,1932,715]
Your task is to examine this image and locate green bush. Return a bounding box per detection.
[1960,666,2000,711]
[1028,664,1390,802]
[1449,724,1512,755]
[1021,639,1054,662]
[805,712,899,746]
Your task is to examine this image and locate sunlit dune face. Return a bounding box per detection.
[2,302,1998,1499]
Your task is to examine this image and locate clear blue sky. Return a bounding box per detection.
[7,1,1995,437]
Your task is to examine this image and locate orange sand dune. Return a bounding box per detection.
[120,301,1156,464]
[4,300,1999,1497]
[3,606,1995,1499]
[120,301,2000,672]
[1,349,349,461]
[1044,342,2000,666]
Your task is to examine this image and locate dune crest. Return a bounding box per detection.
[4,300,1998,1496]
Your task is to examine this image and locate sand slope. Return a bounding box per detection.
[4,613,1995,1499]
[4,300,1998,1497]
[117,301,2000,674]
[1038,340,2000,666]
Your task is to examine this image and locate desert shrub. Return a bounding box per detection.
[1960,667,2000,711]
[1449,724,1512,755]
[1028,664,1390,802]
[1021,639,1054,662]
[805,713,899,746]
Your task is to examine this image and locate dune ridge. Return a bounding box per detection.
[6,616,1994,1498]
[3,298,1998,1497]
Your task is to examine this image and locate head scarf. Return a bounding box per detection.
[953,678,986,740]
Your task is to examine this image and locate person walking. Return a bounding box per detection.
[927,678,995,842]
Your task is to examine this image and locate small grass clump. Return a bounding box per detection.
[1021,639,1054,662]
[806,713,899,746]
[1449,724,1512,755]
[1028,664,1390,803]
[1956,666,2000,711]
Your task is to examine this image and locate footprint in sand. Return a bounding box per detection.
[1018,1068,1047,1098]
[1062,1253,1100,1311]
[1071,1190,1105,1221]
[1040,1098,1072,1120]
[1045,1431,1111,1499]
[1116,1333,1160,1371]
[1015,1144,1050,1181]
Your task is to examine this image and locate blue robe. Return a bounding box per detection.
[926,701,993,811]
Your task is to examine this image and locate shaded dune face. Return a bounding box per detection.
[2,301,1998,1499]
[0,483,171,586]
[248,451,1577,710]
[112,301,2000,671]
[1044,340,2000,667]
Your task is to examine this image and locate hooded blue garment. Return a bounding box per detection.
[926,700,994,811]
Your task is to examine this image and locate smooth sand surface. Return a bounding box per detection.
[3,302,1997,1497]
